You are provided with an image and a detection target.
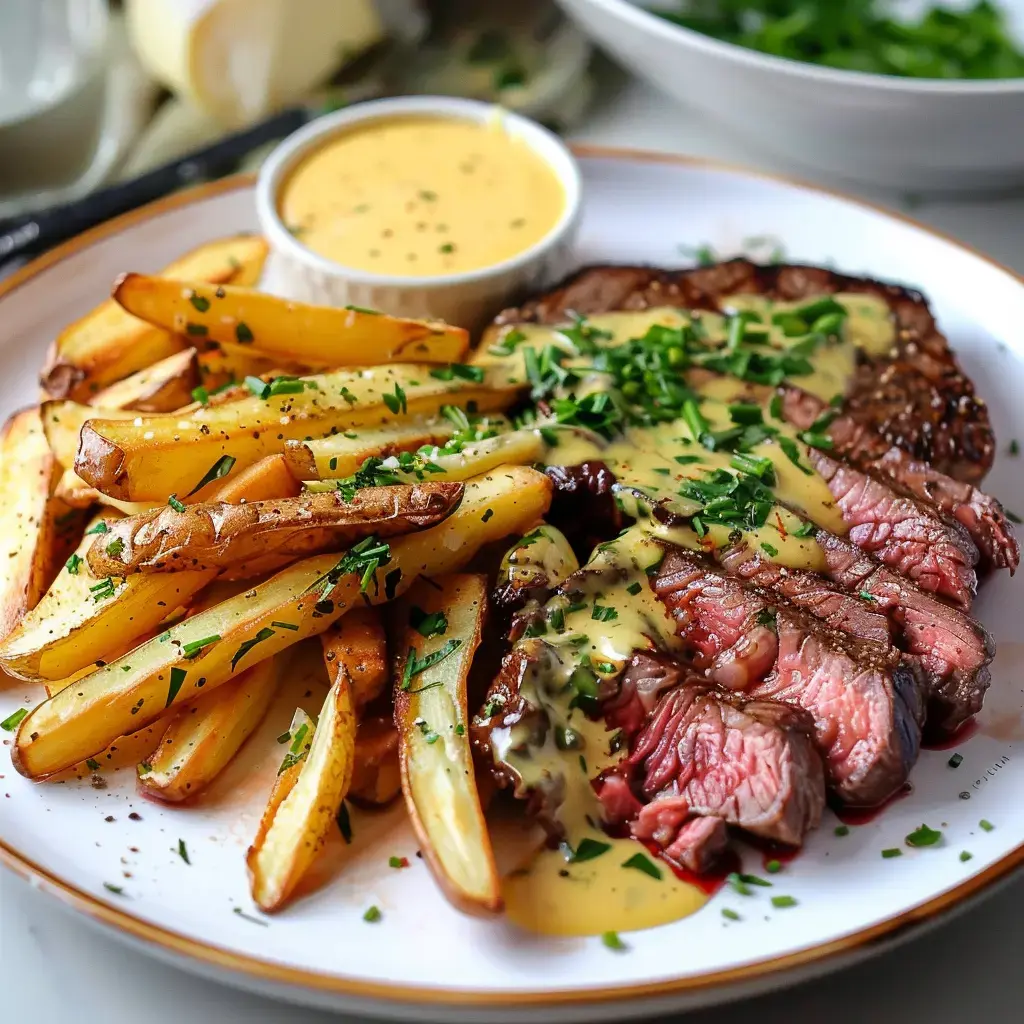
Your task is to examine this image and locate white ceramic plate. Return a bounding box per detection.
[2,148,1023,1021]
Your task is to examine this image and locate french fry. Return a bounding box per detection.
[194,344,281,392]
[113,276,469,367]
[41,400,140,470]
[88,348,201,413]
[247,670,357,911]
[74,365,523,501]
[320,606,388,707]
[137,655,280,803]
[0,409,82,639]
[302,431,544,490]
[349,715,401,805]
[11,467,552,779]
[394,574,501,915]
[284,417,460,481]
[49,350,205,508]
[86,482,464,576]
[40,235,268,401]
[0,456,300,682]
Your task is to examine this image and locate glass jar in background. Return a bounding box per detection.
[0,0,109,199]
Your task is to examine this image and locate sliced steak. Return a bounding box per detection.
[806,448,978,609]
[624,674,825,846]
[652,548,922,806]
[629,794,730,873]
[782,387,1018,572]
[811,532,995,738]
[499,260,995,484]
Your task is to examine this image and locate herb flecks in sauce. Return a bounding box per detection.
[486,294,895,937]
[278,116,564,277]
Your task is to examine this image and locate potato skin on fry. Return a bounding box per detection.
[40,235,267,401]
[12,468,552,779]
[86,482,464,576]
[321,606,388,708]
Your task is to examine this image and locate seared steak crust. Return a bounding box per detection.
[498,259,995,484]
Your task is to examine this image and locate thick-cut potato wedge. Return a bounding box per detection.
[114,275,469,367]
[41,401,140,470]
[0,409,82,639]
[321,606,388,707]
[75,364,522,501]
[49,350,205,507]
[195,344,281,392]
[394,574,500,915]
[40,235,268,401]
[86,482,464,576]
[12,467,552,778]
[247,671,357,911]
[284,417,460,480]
[349,715,401,805]
[0,457,298,682]
[137,655,280,803]
[89,348,201,413]
[303,430,544,492]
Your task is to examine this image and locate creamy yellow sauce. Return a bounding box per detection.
[467,295,896,935]
[278,116,565,276]
[504,837,708,937]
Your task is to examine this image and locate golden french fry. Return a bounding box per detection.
[0,456,299,682]
[137,655,280,802]
[86,482,463,576]
[88,348,201,413]
[11,467,552,778]
[41,400,140,470]
[302,430,544,491]
[284,417,459,480]
[321,605,388,708]
[113,275,469,367]
[247,673,357,911]
[394,574,501,915]
[40,235,268,401]
[75,364,522,501]
[0,409,83,639]
[349,715,401,806]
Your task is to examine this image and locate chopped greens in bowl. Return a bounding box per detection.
[650,0,1024,79]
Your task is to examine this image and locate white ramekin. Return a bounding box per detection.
[255,95,582,329]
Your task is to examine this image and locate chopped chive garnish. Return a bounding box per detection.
[235,322,254,343]
[165,667,187,707]
[175,839,190,864]
[739,873,772,888]
[622,852,662,880]
[834,824,850,837]
[960,850,973,862]
[187,455,236,496]
[1,708,28,731]
[231,627,276,670]
[765,859,782,874]
[363,905,382,923]
[65,553,83,575]
[905,824,942,847]
[770,895,797,909]
[570,838,612,863]
[882,848,903,859]
[721,908,741,921]
[980,819,995,832]
[948,752,963,768]
[168,494,187,513]
[727,872,751,895]
[601,930,626,951]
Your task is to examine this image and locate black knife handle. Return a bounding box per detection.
[0,105,311,265]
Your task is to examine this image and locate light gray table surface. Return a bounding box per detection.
[3,74,1024,1022]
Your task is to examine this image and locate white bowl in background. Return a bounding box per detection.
[255,96,582,328]
[556,0,1024,192]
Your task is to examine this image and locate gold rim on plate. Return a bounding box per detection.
[2,145,1022,1010]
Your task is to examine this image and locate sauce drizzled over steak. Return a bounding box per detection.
[472,260,1012,877]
